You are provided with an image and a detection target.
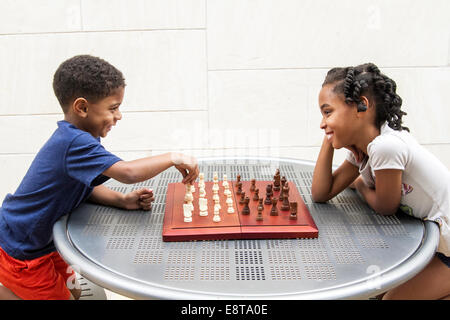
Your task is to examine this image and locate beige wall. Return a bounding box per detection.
[0,0,449,201]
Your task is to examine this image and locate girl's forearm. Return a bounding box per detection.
[312,136,335,201]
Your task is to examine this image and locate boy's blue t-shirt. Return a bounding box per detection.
[0,120,122,260]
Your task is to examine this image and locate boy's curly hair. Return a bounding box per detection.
[322,63,409,132]
[53,55,126,113]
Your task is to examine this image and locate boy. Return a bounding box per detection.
[0,55,199,300]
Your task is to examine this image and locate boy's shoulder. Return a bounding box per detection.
[50,120,101,150]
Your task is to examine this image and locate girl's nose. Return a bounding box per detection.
[320,117,326,130]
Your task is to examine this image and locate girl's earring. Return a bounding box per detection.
[357,102,367,112]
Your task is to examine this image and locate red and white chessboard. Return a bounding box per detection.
[162,180,318,242]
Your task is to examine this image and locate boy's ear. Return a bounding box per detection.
[72,98,89,117]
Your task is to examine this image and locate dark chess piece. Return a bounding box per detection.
[236,174,241,183]
[270,197,278,216]
[289,202,298,220]
[264,193,272,205]
[250,179,256,192]
[280,193,290,211]
[252,188,259,201]
[256,205,263,221]
[242,196,250,215]
[239,191,246,204]
[281,176,287,188]
[266,183,273,197]
[258,198,264,209]
[237,182,242,195]
[273,169,281,191]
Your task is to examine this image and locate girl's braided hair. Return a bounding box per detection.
[322,63,409,132]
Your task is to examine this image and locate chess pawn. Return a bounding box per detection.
[190,184,195,193]
[281,176,287,188]
[213,172,219,182]
[258,198,264,211]
[213,208,221,222]
[236,182,242,195]
[264,193,272,205]
[270,197,278,216]
[199,198,208,216]
[239,192,246,204]
[256,205,263,221]
[252,188,259,201]
[266,184,273,197]
[213,192,219,202]
[212,182,219,193]
[281,192,290,211]
[241,196,250,215]
[183,204,193,222]
[227,206,235,214]
[224,188,231,197]
[236,174,241,183]
[199,186,206,198]
[226,194,233,206]
[214,198,221,210]
[250,179,256,192]
[289,202,298,220]
[198,173,205,189]
[222,174,229,188]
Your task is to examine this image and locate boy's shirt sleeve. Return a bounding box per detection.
[65,132,122,187]
[368,135,408,171]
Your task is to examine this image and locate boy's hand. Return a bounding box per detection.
[122,188,154,211]
[171,153,199,184]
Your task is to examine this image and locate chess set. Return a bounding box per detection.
[162,169,318,241]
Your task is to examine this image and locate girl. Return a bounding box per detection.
[312,63,450,299]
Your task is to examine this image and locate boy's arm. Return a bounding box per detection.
[355,169,402,216]
[103,152,199,185]
[88,184,154,210]
[312,136,360,202]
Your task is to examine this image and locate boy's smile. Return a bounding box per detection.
[68,87,125,138]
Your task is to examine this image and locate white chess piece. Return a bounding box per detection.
[199,198,208,216]
[222,174,229,188]
[213,207,221,222]
[227,206,235,214]
[190,184,195,193]
[183,204,193,222]
[198,172,205,189]
[199,186,206,198]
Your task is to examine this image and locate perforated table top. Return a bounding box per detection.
[53,157,440,299]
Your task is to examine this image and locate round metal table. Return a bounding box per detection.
[53,157,440,299]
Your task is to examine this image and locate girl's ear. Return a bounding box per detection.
[357,96,370,112]
[72,98,89,117]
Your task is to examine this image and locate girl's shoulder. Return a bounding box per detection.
[367,123,411,169]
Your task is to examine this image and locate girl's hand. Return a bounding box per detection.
[122,188,154,211]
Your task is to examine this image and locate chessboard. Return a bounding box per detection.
[162,171,318,241]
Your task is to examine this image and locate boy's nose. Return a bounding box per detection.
[115,110,122,121]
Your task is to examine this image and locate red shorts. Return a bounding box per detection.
[0,246,75,300]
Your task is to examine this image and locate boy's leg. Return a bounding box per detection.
[383,255,450,300]
[0,284,21,300]
[51,252,81,300]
